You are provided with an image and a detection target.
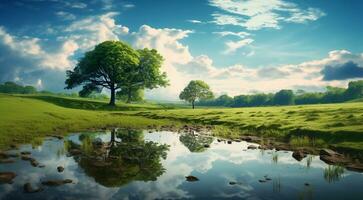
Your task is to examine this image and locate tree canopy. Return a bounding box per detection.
[179,80,214,109]
[65,41,168,105]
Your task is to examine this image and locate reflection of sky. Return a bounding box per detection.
[1,131,363,200]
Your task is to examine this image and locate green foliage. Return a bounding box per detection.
[273,89,294,105]
[65,41,140,105]
[66,129,169,187]
[65,41,168,105]
[0,81,37,94]
[117,88,144,102]
[179,80,214,109]
[345,80,363,100]
[197,79,363,108]
[120,48,169,103]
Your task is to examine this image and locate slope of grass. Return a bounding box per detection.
[131,103,363,151]
[20,94,183,111]
[0,94,177,149]
[1,93,363,152]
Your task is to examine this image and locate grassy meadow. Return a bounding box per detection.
[0,94,177,149]
[1,93,363,153]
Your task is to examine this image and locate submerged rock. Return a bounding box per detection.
[247,145,258,150]
[51,135,64,140]
[57,166,64,173]
[229,181,237,185]
[320,149,339,157]
[240,136,261,143]
[346,163,363,172]
[68,149,82,156]
[319,149,349,165]
[292,150,307,161]
[92,138,103,146]
[20,151,31,155]
[21,155,32,161]
[0,152,9,159]
[185,175,199,182]
[30,159,39,167]
[0,159,15,164]
[24,183,43,193]
[0,172,16,184]
[41,179,73,186]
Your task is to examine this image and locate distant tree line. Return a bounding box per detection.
[197,80,363,107]
[0,81,37,94]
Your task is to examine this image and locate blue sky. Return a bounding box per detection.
[1,0,363,99]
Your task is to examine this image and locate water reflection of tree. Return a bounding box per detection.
[179,134,213,152]
[324,165,345,183]
[272,152,279,164]
[65,129,169,187]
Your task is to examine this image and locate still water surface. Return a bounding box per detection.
[0,129,362,200]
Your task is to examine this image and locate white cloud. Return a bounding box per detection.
[123,4,135,8]
[209,0,325,30]
[2,12,360,100]
[55,11,76,20]
[66,2,87,9]
[187,19,203,24]
[64,12,129,50]
[213,31,250,38]
[224,38,254,54]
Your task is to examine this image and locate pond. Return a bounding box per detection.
[0,129,362,200]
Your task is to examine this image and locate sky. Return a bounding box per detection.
[0,0,363,100]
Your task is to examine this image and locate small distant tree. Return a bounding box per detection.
[179,80,213,109]
[273,89,294,105]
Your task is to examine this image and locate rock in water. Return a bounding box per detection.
[292,150,307,161]
[20,151,31,155]
[30,159,39,167]
[320,149,339,156]
[185,176,199,182]
[24,183,43,193]
[0,172,16,184]
[41,179,73,186]
[0,159,15,164]
[247,145,258,150]
[57,166,64,173]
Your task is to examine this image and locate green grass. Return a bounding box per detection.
[129,103,363,151]
[0,94,178,149]
[1,93,363,153]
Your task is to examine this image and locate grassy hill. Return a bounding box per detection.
[1,93,363,152]
[0,94,176,148]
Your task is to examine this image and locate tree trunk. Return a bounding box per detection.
[110,129,116,148]
[126,88,132,103]
[109,86,116,106]
[192,100,195,109]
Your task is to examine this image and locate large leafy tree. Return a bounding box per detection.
[179,80,213,109]
[121,48,168,103]
[65,41,168,105]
